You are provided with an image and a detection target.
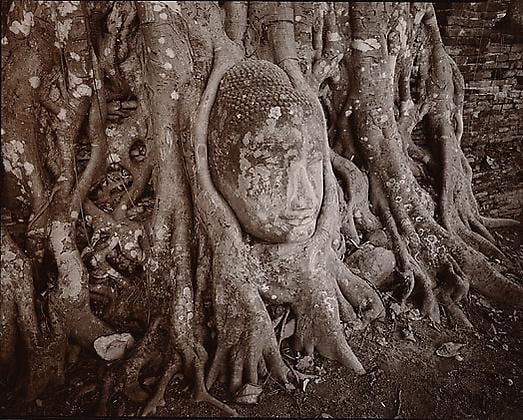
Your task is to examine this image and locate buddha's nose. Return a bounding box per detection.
[289,164,316,212]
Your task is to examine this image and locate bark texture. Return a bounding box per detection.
[1,1,521,415]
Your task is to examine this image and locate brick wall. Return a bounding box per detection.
[435,1,523,219]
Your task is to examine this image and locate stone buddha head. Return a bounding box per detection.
[208,60,325,243]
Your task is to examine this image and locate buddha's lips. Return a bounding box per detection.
[281,212,316,226]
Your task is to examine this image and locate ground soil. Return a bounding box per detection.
[1,227,521,419]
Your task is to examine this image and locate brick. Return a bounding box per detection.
[435,1,521,218]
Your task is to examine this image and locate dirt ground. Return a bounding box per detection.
[1,227,522,419]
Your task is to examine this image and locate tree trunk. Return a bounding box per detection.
[1,1,521,415]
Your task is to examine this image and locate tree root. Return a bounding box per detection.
[206,252,290,395]
[480,216,521,228]
[141,358,181,416]
[1,223,67,400]
[456,243,523,309]
[344,2,523,330]
[4,2,521,417]
[122,317,163,403]
[96,365,115,416]
[289,249,384,375]
[330,149,381,243]
[206,234,384,395]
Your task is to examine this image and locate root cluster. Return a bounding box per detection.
[1,1,521,417]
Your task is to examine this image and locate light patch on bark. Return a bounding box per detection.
[105,127,118,137]
[321,292,337,314]
[57,1,79,17]
[153,3,164,12]
[69,51,81,61]
[158,37,165,44]
[49,85,60,102]
[29,76,40,89]
[397,17,408,50]
[68,73,82,88]
[268,106,282,120]
[90,255,99,266]
[327,31,341,42]
[9,11,34,36]
[160,129,173,161]
[159,1,180,13]
[165,47,175,58]
[163,62,173,71]
[72,84,92,98]
[23,162,34,175]
[58,108,67,121]
[57,253,84,300]
[1,37,8,45]
[170,90,179,100]
[107,267,121,279]
[155,224,170,242]
[3,140,24,174]
[401,98,415,115]
[50,221,69,255]
[352,38,381,52]
[238,154,252,193]
[55,19,73,46]
[2,249,17,263]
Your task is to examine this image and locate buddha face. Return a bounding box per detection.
[210,117,324,243]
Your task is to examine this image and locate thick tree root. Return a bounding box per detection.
[205,233,385,398]
[1,223,67,400]
[205,254,290,395]
[122,317,163,403]
[343,2,523,329]
[4,2,521,416]
[330,149,381,243]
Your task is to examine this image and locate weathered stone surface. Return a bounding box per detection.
[208,60,324,243]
